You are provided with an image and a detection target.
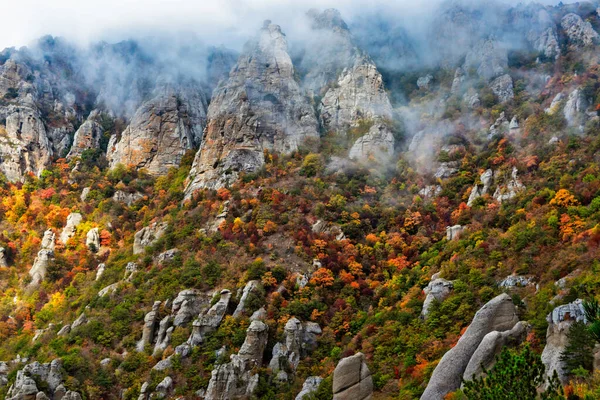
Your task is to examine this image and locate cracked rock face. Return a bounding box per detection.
[490,74,514,103]
[108,84,208,176]
[542,299,586,384]
[204,320,269,400]
[421,278,454,319]
[67,110,104,159]
[332,352,373,400]
[133,222,168,254]
[464,38,508,81]
[561,13,599,48]
[184,21,319,194]
[421,293,519,399]
[348,123,394,163]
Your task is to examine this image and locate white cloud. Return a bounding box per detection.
[0,0,577,50]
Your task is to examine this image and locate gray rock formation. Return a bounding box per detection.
[319,55,393,134]
[311,220,346,241]
[421,278,454,319]
[464,38,508,81]
[233,281,261,318]
[152,316,173,357]
[498,275,534,288]
[107,84,207,176]
[451,68,466,94]
[156,248,180,265]
[29,230,56,286]
[348,124,394,163]
[541,299,586,384]
[269,318,308,380]
[6,359,81,400]
[417,75,434,90]
[490,74,514,103]
[0,247,7,268]
[184,21,319,193]
[172,289,209,327]
[420,293,519,399]
[86,228,100,251]
[71,312,88,330]
[204,320,269,399]
[56,324,71,337]
[124,262,138,280]
[434,162,459,179]
[561,13,599,48]
[95,263,105,281]
[0,105,53,182]
[463,321,530,381]
[419,185,442,200]
[133,222,168,254]
[0,361,8,386]
[332,352,373,400]
[446,225,465,241]
[154,376,173,399]
[564,88,588,128]
[60,213,82,244]
[137,301,161,352]
[467,169,494,206]
[189,290,231,346]
[493,167,524,203]
[296,376,323,400]
[546,93,564,115]
[112,190,144,206]
[67,110,104,159]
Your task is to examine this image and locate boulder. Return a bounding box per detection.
[60,213,82,245]
[498,275,534,288]
[112,190,144,206]
[420,293,519,399]
[137,301,161,352]
[172,289,208,327]
[446,225,464,241]
[421,278,454,319]
[332,352,373,400]
[541,299,586,384]
[153,316,173,356]
[296,376,323,400]
[463,321,530,381]
[95,263,106,281]
[133,222,168,254]
[156,248,180,265]
[0,247,8,268]
[233,281,261,318]
[86,228,100,251]
[71,312,88,330]
[153,376,173,399]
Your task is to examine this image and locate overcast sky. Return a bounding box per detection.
[2,0,574,51]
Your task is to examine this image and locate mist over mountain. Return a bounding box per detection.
[1,1,600,399]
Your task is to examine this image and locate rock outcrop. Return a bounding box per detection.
[564,88,588,128]
[561,13,599,48]
[296,376,323,400]
[348,123,394,163]
[172,289,209,327]
[107,85,207,176]
[188,290,231,346]
[463,321,530,381]
[332,352,373,400]
[421,277,454,319]
[137,301,161,352]
[67,110,104,158]
[60,213,82,244]
[204,320,269,399]
[446,225,464,241]
[86,228,100,251]
[133,222,168,254]
[6,359,82,400]
[490,74,514,103]
[233,280,261,318]
[493,167,524,203]
[29,230,55,286]
[421,293,519,399]
[464,38,508,81]
[184,21,319,193]
[541,299,586,384]
[112,190,144,206]
[269,318,322,381]
[467,169,494,206]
